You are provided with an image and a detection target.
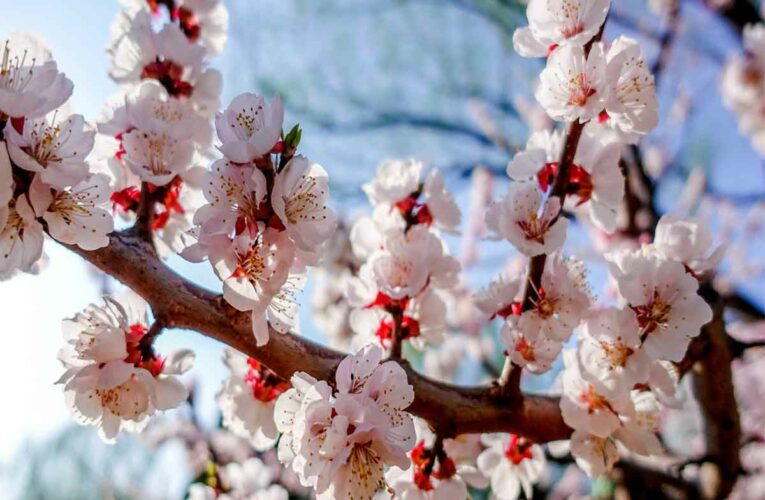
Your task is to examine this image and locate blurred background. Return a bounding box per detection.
[1,0,764,498]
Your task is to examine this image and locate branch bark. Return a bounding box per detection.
[67,230,571,442]
[691,291,742,499]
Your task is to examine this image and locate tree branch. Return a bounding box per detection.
[690,290,742,499]
[65,230,571,442]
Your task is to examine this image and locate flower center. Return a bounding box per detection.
[516,212,554,244]
[244,358,290,402]
[600,340,634,368]
[632,290,673,335]
[579,384,613,414]
[504,434,533,465]
[284,175,326,225]
[515,335,537,362]
[567,73,597,107]
[141,59,193,97]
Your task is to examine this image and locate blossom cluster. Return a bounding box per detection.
[345,159,461,354]
[216,349,291,451]
[467,0,718,483]
[56,291,194,442]
[0,33,111,279]
[558,216,721,474]
[274,346,416,498]
[179,91,336,344]
[96,0,227,255]
[722,23,765,157]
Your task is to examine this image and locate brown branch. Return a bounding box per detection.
[138,318,166,357]
[64,230,572,442]
[494,24,603,396]
[615,459,701,499]
[133,182,158,243]
[690,293,742,499]
[389,308,404,359]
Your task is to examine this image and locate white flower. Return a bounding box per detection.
[350,287,448,351]
[209,230,295,344]
[506,127,622,233]
[535,43,608,123]
[222,457,288,500]
[0,195,43,278]
[217,349,290,450]
[569,127,624,232]
[271,155,337,252]
[0,33,73,118]
[569,430,619,477]
[109,11,205,86]
[362,158,424,205]
[603,36,658,141]
[647,360,681,408]
[195,159,267,240]
[57,292,194,443]
[606,248,713,362]
[99,80,212,148]
[120,126,196,186]
[175,0,230,56]
[368,244,430,301]
[486,182,569,257]
[29,174,113,250]
[560,350,634,438]
[7,113,94,188]
[613,390,663,456]
[577,307,650,399]
[477,433,546,500]
[506,129,564,182]
[501,322,563,374]
[513,254,592,342]
[422,169,461,233]
[474,274,523,319]
[349,204,404,261]
[653,214,725,276]
[250,272,307,346]
[386,463,469,500]
[513,0,611,58]
[215,92,284,162]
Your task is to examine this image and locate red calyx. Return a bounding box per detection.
[111,187,142,214]
[567,164,593,205]
[598,109,610,123]
[153,178,186,231]
[495,301,523,320]
[432,457,457,480]
[244,358,291,403]
[536,162,558,192]
[413,469,434,491]
[414,204,433,226]
[127,323,148,342]
[141,59,194,97]
[375,316,420,345]
[504,434,533,465]
[411,440,429,467]
[394,194,433,229]
[177,7,201,42]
